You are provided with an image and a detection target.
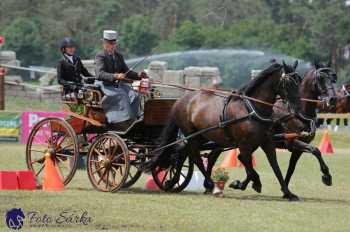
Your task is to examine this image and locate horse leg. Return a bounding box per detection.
[230,148,261,193]
[284,151,302,186]
[204,149,222,193]
[289,140,332,186]
[186,143,215,190]
[261,141,299,201]
[229,154,252,191]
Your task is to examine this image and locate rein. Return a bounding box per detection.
[151,80,324,107]
[151,81,286,110]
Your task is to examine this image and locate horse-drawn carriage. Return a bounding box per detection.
[25,80,194,192]
[25,60,337,200]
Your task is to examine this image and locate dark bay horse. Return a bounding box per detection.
[269,62,337,188]
[148,63,302,201]
[227,61,337,198]
[318,80,350,130]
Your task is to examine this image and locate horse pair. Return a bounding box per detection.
[148,60,337,201]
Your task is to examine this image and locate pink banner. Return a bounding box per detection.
[21,112,65,144]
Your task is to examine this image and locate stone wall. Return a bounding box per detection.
[5,81,61,102]
[147,61,222,98]
[3,59,222,101]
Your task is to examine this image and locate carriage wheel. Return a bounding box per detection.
[87,133,129,192]
[152,155,194,193]
[122,151,145,188]
[26,117,79,187]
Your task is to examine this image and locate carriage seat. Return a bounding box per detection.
[60,81,104,109]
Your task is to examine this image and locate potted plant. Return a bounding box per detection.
[211,167,230,197]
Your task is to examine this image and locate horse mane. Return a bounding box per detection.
[240,63,282,95]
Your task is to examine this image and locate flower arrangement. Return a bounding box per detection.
[212,167,230,183]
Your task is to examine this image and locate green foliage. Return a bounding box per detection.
[119,16,159,56]
[3,17,44,65]
[172,21,205,49]
[1,0,350,83]
[212,167,230,182]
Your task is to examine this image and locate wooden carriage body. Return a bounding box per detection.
[26,82,192,193]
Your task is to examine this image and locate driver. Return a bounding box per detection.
[57,37,94,93]
[95,30,147,131]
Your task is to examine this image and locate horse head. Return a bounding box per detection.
[278,60,303,114]
[313,60,338,107]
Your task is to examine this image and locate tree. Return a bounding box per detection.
[2,17,44,65]
[119,15,159,56]
[173,20,205,49]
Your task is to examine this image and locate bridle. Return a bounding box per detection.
[314,67,336,99]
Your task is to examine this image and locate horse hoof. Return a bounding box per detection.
[322,174,332,186]
[252,182,262,193]
[164,180,174,190]
[204,180,214,190]
[283,193,300,201]
[203,189,212,194]
[229,180,242,190]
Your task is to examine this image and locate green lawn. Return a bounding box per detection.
[0,131,349,232]
[5,96,60,112]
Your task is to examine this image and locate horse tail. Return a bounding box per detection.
[144,114,179,171]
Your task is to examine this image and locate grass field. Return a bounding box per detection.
[5,96,60,112]
[0,131,349,232]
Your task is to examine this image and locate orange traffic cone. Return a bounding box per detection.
[239,155,256,168]
[42,153,64,191]
[144,175,159,190]
[318,130,334,155]
[220,149,238,168]
[144,171,165,190]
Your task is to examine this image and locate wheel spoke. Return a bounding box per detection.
[111,168,117,186]
[180,172,186,178]
[41,124,51,146]
[111,142,119,157]
[112,163,124,167]
[92,166,105,175]
[29,149,46,153]
[93,148,104,157]
[160,171,168,185]
[101,139,108,157]
[56,153,73,158]
[110,153,125,163]
[48,121,54,139]
[105,169,110,190]
[97,168,107,185]
[30,157,45,165]
[55,134,67,149]
[56,142,74,153]
[35,164,45,177]
[108,138,113,157]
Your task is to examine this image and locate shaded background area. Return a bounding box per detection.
[127,49,311,88]
[1,0,350,87]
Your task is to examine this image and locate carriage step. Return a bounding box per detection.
[0,170,36,190]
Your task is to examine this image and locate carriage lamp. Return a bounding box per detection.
[139,78,151,94]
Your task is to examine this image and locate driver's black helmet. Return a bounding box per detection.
[60,37,76,52]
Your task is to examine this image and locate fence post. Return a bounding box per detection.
[0,66,5,110]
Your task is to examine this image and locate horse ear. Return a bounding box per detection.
[314,59,320,69]
[327,60,332,67]
[282,60,287,70]
[293,60,298,70]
